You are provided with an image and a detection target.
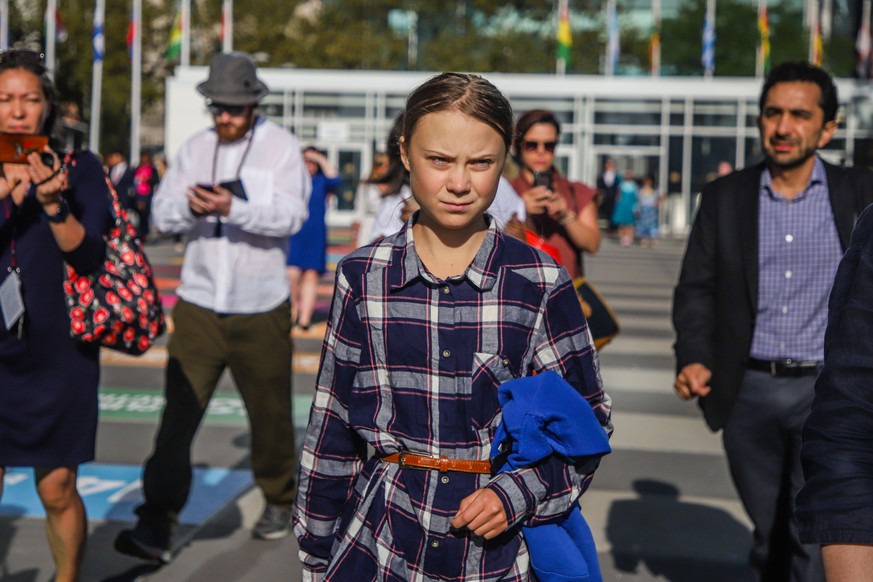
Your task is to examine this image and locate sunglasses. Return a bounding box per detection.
[207,102,249,117]
[523,140,557,153]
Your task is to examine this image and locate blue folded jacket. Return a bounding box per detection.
[491,371,611,582]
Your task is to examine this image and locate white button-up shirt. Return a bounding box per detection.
[152,116,311,314]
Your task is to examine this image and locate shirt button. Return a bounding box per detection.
[785,271,792,279]
[782,306,789,314]
[442,349,451,358]
[442,286,450,294]
[441,475,450,484]
[785,234,794,243]
[502,358,510,367]
[430,540,440,549]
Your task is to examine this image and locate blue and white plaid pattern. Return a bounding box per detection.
[293,219,612,581]
[750,158,843,362]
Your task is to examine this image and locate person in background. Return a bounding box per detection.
[114,51,310,564]
[105,150,135,210]
[352,151,388,248]
[293,70,611,581]
[612,169,639,247]
[597,158,620,231]
[510,109,600,277]
[672,61,873,581]
[287,146,341,331]
[368,113,413,244]
[0,49,112,582]
[635,175,662,248]
[133,151,160,243]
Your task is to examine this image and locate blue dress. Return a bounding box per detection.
[612,180,638,227]
[0,152,112,467]
[287,172,341,274]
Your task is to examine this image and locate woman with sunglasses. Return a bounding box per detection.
[0,50,112,581]
[510,109,600,278]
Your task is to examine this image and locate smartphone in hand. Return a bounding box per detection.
[533,170,553,189]
[0,134,49,164]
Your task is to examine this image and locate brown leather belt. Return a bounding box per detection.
[381,452,492,474]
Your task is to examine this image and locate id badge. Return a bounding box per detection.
[0,269,25,331]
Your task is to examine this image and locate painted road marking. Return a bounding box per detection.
[99,387,314,428]
[0,465,252,525]
[100,344,324,373]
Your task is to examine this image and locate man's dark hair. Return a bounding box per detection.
[759,61,838,123]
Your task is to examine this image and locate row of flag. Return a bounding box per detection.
[556,0,873,79]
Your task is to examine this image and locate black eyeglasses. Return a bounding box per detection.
[207,102,248,117]
[523,140,557,153]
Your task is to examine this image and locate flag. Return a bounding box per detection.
[557,0,571,68]
[127,11,135,58]
[758,1,770,75]
[606,0,619,75]
[92,7,105,63]
[166,10,182,61]
[55,9,67,42]
[649,24,660,75]
[702,9,715,74]
[811,21,823,66]
[857,0,871,78]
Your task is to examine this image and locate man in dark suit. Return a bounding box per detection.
[673,61,873,581]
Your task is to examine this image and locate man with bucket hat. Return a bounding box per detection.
[115,51,311,564]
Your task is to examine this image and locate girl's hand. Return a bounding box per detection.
[450,488,509,540]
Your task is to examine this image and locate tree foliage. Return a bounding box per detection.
[7,0,859,156]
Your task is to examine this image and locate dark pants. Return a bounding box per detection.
[139,299,296,524]
[722,369,824,582]
[134,195,152,241]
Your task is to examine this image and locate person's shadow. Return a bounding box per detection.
[0,508,40,582]
[605,479,752,582]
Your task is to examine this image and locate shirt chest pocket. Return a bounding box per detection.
[469,352,518,433]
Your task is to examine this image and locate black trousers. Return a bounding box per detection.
[722,369,824,582]
[139,299,296,524]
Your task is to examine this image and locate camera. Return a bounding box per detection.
[533,170,553,189]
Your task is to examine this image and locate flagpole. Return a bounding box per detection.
[90,0,105,154]
[45,0,57,75]
[652,0,661,76]
[809,0,821,64]
[222,0,233,53]
[131,0,142,164]
[0,0,8,50]
[181,0,191,67]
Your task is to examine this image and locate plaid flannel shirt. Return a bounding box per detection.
[293,218,612,582]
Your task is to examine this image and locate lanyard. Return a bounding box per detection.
[3,197,18,272]
[210,118,256,236]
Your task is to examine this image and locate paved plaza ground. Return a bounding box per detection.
[0,228,753,581]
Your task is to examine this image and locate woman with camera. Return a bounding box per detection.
[0,50,112,581]
[509,109,600,278]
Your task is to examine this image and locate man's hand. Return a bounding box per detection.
[674,363,712,400]
[450,488,508,540]
[188,184,233,217]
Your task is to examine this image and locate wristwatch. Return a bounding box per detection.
[45,198,71,223]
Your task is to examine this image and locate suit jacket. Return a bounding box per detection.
[672,159,873,431]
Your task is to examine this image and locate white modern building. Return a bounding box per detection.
[165,67,873,232]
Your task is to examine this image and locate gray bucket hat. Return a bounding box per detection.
[197,52,269,105]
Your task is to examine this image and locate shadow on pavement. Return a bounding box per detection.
[0,509,39,582]
[606,479,752,582]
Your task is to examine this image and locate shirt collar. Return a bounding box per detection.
[760,156,826,202]
[390,213,502,292]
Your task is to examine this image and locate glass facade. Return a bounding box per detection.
[167,68,873,232]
